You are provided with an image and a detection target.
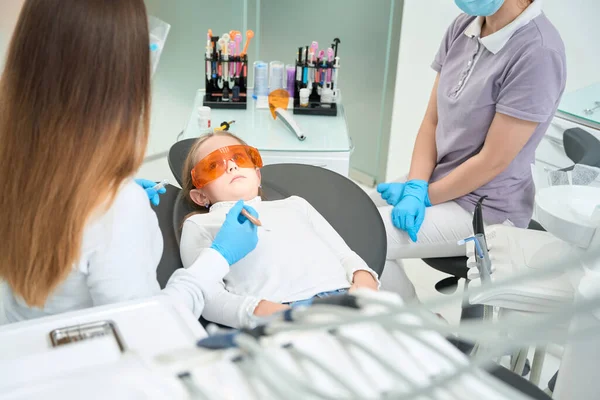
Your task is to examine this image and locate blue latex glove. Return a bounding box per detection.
[135,178,166,206]
[211,200,259,265]
[377,182,406,206]
[391,180,430,243]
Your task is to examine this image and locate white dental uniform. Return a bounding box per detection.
[180,196,380,328]
[1,180,227,324]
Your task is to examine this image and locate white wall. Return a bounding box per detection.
[386,0,459,180]
[386,0,600,181]
[544,0,600,92]
[0,0,24,72]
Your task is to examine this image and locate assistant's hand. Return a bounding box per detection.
[211,200,259,265]
[349,270,379,292]
[391,180,430,243]
[377,182,406,206]
[135,178,166,206]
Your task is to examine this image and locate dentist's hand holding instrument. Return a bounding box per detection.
[135,178,168,206]
[211,200,259,265]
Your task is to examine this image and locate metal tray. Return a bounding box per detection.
[49,320,126,352]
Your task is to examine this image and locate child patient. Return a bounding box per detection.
[180,132,379,328]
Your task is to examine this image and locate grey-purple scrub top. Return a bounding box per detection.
[429,6,566,228]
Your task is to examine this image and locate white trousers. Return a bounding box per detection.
[369,177,476,303]
[370,177,515,302]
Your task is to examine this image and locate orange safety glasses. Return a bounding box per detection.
[191,145,263,188]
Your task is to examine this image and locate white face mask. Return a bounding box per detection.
[148,16,170,77]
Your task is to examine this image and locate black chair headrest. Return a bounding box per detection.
[563,127,600,167]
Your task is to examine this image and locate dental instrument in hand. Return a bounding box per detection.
[240,209,261,227]
[152,179,169,192]
[240,208,270,231]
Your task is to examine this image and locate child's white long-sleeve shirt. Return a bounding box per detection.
[180,196,380,328]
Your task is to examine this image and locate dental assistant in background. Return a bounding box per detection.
[0,0,258,324]
[374,0,566,300]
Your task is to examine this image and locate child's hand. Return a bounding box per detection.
[350,270,379,292]
[253,300,290,317]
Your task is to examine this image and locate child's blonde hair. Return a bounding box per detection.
[182,131,265,216]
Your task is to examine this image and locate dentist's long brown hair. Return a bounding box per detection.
[0,0,151,307]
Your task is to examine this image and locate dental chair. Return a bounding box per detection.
[155,138,387,287]
[150,138,553,400]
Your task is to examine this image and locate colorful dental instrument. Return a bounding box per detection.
[204,28,251,109]
[240,30,254,57]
